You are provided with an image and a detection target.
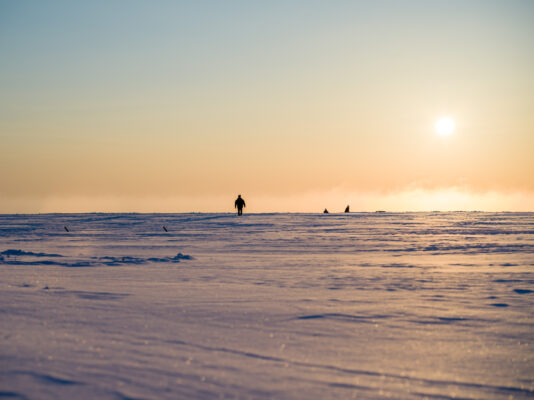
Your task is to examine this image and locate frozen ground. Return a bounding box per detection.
[0,212,533,399]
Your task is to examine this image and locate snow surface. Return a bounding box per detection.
[0,212,533,399]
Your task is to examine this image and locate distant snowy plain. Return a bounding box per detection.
[0,212,533,399]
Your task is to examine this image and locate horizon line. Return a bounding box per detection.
[2,210,533,216]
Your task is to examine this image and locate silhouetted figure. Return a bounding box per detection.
[323,208,329,214]
[235,194,246,215]
[345,205,350,213]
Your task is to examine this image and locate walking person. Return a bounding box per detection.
[235,194,246,216]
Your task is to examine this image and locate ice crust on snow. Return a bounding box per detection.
[0,249,192,267]
[0,212,533,399]
[1,249,63,257]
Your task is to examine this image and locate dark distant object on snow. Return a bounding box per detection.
[163,226,168,232]
[323,208,329,214]
[344,205,350,213]
[64,226,70,232]
[375,210,386,213]
[235,194,246,216]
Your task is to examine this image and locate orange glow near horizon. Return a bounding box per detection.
[1,188,533,214]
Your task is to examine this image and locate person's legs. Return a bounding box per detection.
[238,208,243,215]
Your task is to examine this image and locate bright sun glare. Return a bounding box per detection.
[435,117,455,136]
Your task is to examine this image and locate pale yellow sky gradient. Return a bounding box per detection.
[1,1,533,212]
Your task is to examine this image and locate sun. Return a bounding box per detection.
[435,117,455,136]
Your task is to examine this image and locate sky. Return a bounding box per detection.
[1,0,533,212]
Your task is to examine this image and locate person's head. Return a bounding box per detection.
[238,194,241,198]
